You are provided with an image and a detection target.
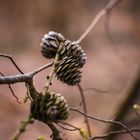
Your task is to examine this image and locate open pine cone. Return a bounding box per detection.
[30,91,69,123]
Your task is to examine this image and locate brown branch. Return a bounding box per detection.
[56,123,77,132]
[70,108,138,140]
[83,87,112,94]
[0,62,53,84]
[89,128,140,140]
[105,69,140,140]
[0,72,21,104]
[77,84,92,137]
[76,0,123,44]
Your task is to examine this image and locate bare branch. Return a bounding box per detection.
[105,70,140,140]
[70,108,138,140]
[32,62,54,76]
[83,87,112,94]
[105,0,122,11]
[0,62,53,84]
[58,121,79,131]
[56,123,77,132]
[76,0,123,44]
[0,72,21,104]
[89,128,140,140]
[77,84,92,137]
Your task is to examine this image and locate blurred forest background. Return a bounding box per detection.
[0,0,140,140]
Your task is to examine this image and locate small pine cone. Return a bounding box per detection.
[55,56,82,86]
[60,41,87,67]
[30,91,69,123]
[41,31,65,59]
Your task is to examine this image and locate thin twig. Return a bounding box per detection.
[32,62,54,76]
[89,128,140,140]
[76,0,122,44]
[56,123,77,131]
[77,84,92,137]
[0,53,24,74]
[44,43,64,92]
[70,108,138,140]
[76,9,106,44]
[59,121,79,130]
[11,114,34,140]
[83,87,112,94]
[105,70,140,140]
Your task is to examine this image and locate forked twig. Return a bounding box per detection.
[0,62,54,84]
[70,108,138,140]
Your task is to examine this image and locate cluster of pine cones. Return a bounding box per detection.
[41,31,87,86]
[30,31,86,123]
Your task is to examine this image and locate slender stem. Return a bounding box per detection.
[32,62,54,76]
[105,70,140,140]
[77,84,92,137]
[11,114,34,140]
[89,129,140,140]
[76,9,106,44]
[44,43,64,92]
[76,0,122,44]
[56,123,77,131]
[70,108,138,140]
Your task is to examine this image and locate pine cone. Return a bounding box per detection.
[55,56,82,85]
[30,91,69,123]
[41,31,65,59]
[60,40,87,67]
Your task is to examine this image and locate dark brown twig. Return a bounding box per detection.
[83,87,112,94]
[0,53,24,74]
[89,128,140,140]
[70,108,138,140]
[56,123,77,131]
[105,70,140,140]
[76,0,123,44]
[77,84,92,137]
